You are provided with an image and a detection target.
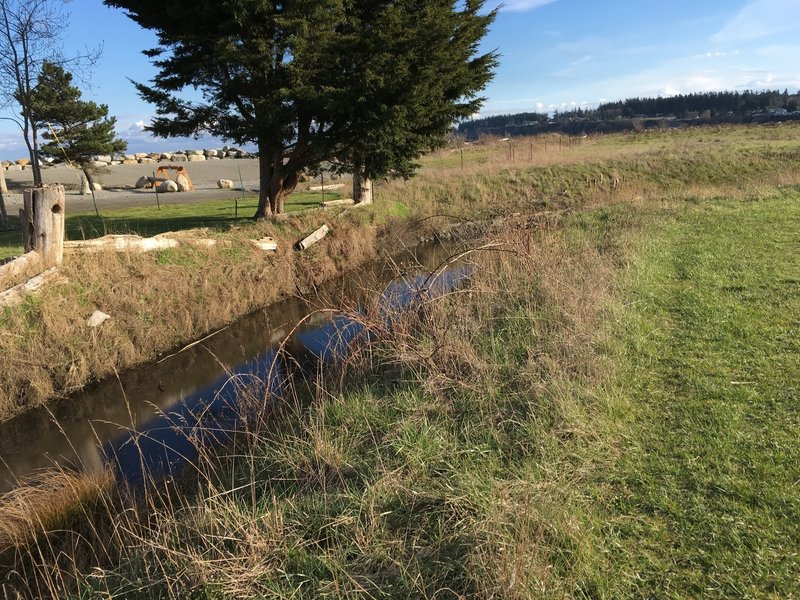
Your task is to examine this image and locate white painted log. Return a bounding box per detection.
[250,237,278,252]
[0,251,43,283]
[24,185,65,266]
[64,235,180,253]
[308,183,345,191]
[320,198,355,208]
[296,225,329,251]
[0,268,66,307]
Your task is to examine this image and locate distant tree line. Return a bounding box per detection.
[459,89,800,139]
[597,89,799,118]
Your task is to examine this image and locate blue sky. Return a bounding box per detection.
[0,0,798,158]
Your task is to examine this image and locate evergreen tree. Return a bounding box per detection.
[31,61,127,178]
[103,0,497,217]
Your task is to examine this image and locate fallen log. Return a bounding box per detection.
[295,225,330,251]
[320,198,355,208]
[308,183,345,191]
[0,268,66,307]
[64,235,180,253]
[0,252,43,284]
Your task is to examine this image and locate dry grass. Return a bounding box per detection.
[1,209,627,598]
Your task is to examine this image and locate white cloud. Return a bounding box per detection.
[712,0,800,43]
[500,0,557,13]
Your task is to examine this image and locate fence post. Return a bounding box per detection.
[22,184,65,266]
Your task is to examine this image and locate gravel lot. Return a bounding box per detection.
[2,159,263,212]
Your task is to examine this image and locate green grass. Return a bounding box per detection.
[0,190,339,260]
[598,193,800,597]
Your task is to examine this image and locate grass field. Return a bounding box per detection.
[0,190,339,260]
[2,124,800,597]
[596,194,800,597]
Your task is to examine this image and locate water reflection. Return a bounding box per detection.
[0,240,473,492]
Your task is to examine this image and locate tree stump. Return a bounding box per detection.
[22,185,65,266]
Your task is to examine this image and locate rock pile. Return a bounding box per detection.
[1,147,256,171]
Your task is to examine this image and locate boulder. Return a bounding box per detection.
[207,156,221,160]
[204,149,219,157]
[187,154,206,162]
[92,161,108,167]
[124,154,137,161]
[160,152,173,161]
[157,180,179,193]
[217,179,235,189]
[187,149,204,156]
[93,182,102,191]
[134,153,148,159]
[109,161,121,166]
[134,176,150,189]
[139,158,156,164]
[176,174,191,192]
[6,164,22,171]
[81,178,92,195]
[16,158,30,166]
[1,161,11,168]
[171,154,188,163]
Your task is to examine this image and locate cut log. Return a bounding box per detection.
[0,268,66,307]
[308,183,344,191]
[23,185,65,266]
[64,235,179,253]
[295,225,330,251]
[250,237,278,252]
[320,198,355,208]
[0,251,43,284]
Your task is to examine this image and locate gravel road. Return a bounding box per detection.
[2,159,263,212]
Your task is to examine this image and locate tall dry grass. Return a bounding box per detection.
[1,207,630,598]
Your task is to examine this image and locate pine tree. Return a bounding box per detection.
[103,0,497,217]
[31,61,127,180]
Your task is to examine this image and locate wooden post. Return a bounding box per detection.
[22,184,65,266]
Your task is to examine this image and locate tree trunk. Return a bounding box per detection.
[353,168,373,205]
[253,145,300,219]
[0,169,7,229]
[82,167,96,194]
[254,149,273,219]
[31,123,42,186]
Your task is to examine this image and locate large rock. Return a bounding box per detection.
[139,158,156,164]
[93,182,103,191]
[217,179,234,189]
[176,174,191,192]
[16,158,29,166]
[124,154,137,161]
[157,179,179,193]
[171,154,187,163]
[134,153,148,159]
[134,176,150,189]
[160,152,173,161]
[6,164,22,171]
[122,159,138,166]
[204,149,219,157]
[187,149,204,156]
[187,154,206,162]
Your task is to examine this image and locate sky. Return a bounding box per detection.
[0,0,798,159]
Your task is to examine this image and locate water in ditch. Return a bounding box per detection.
[0,239,474,493]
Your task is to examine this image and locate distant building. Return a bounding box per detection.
[766,106,789,116]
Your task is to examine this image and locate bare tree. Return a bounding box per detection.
[0,0,99,189]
